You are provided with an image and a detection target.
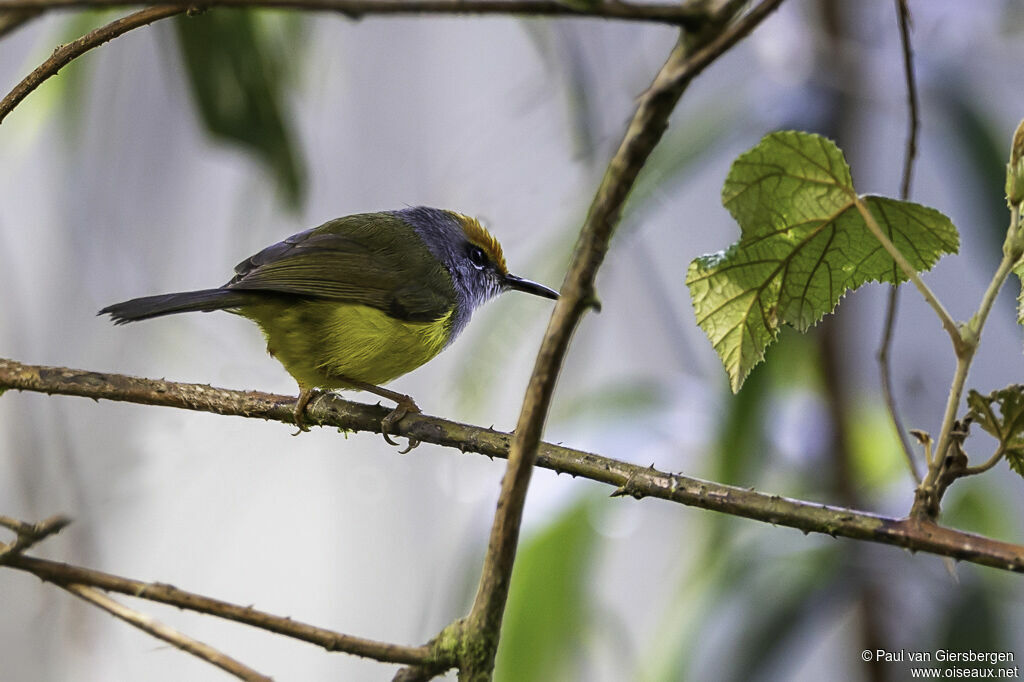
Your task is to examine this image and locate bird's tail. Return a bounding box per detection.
[99,288,257,325]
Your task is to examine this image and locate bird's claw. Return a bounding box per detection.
[381,398,421,452]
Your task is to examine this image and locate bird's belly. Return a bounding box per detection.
[242,300,453,388]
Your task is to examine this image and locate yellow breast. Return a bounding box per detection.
[240,300,454,389]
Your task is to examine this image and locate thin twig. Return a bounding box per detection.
[876,0,921,483]
[61,583,274,682]
[0,513,68,536]
[459,2,788,677]
[0,5,185,126]
[895,0,918,202]
[0,514,72,564]
[3,357,1024,571]
[0,0,708,25]
[4,551,438,665]
[878,288,918,480]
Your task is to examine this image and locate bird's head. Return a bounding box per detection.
[397,207,559,314]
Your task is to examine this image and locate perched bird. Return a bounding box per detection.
[100,207,559,448]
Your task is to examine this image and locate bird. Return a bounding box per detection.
[100,207,559,449]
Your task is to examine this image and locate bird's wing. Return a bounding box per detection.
[225,215,454,322]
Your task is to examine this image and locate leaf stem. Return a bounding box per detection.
[853,197,964,352]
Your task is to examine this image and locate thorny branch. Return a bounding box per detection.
[3,358,1022,575]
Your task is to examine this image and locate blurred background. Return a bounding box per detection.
[2,0,1024,679]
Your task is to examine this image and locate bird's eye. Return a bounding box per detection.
[467,245,488,269]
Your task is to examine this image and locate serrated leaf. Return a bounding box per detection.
[687,131,959,392]
[967,385,1024,476]
[174,11,305,207]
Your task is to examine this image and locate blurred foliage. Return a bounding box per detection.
[944,484,1014,541]
[715,548,841,682]
[937,578,1008,673]
[173,10,306,208]
[550,378,665,425]
[711,344,772,486]
[847,400,905,490]
[522,24,598,162]
[623,102,741,227]
[938,80,1011,258]
[641,330,822,682]
[494,496,598,682]
[36,11,119,139]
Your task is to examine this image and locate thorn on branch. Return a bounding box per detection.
[610,473,644,499]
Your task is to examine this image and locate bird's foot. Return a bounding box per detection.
[381,395,421,453]
[291,388,316,436]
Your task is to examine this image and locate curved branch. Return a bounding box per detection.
[461,0,787,677]
[0,5,185,125]
[0,0,708,26]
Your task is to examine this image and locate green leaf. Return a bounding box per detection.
[687,131,959,392]
[966,385,1024,476]
[173,11,305,207]
[495,497,597,682]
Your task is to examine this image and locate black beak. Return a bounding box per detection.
[504,273,559,301]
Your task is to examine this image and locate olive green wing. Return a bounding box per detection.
[225,214,454,322]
